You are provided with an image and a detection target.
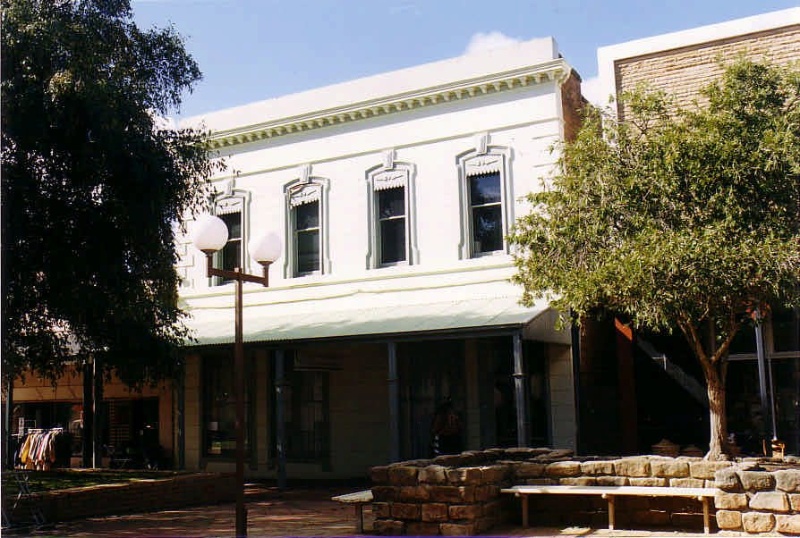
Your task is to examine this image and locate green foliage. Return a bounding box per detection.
[511,60,800,364]
[1,0,220,385]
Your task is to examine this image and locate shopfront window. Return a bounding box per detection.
[203,354,252,458]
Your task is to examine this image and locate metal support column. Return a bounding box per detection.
[754,309,774,442]
[570,319,582,455]
[82,361,93,468]
[388,342,400,462]
[233,270,246,537]
[512,331,528,447]
[177,365,185,470]
[275,349,287,490]
[92,358,103,468]
[4,378,13,469]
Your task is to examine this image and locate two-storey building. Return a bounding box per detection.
[176,37,584,479]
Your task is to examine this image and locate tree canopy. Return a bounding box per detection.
[1,0,219,385]
[510,59,800,459]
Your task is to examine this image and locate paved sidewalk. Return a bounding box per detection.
[21,484,752,537]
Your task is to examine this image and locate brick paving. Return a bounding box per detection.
[17,484,752,537]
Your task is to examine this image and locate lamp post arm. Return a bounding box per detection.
[204,253,271,286]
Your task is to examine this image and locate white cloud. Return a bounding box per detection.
[463,31,521,55]
[580,75,610,109]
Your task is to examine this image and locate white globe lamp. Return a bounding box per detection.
[191,214,229,254]
[248,232,282,266]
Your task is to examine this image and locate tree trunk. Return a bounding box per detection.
[704,361,729,460]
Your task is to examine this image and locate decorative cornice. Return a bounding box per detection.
[207,59,572,150]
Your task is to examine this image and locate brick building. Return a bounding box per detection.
[596,8,800,456]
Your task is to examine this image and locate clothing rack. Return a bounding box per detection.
[16,428,66,470]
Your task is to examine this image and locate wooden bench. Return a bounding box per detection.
[332,489,373,533]
[501,485,717,534]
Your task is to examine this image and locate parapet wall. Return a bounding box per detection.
[369,448,800,536]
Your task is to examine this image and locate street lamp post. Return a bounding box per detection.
[191,214,281,538]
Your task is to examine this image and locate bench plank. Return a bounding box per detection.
[501,485,716,534]
[501,485,715,497]
[332,490,373,503]
[332,490,373,533]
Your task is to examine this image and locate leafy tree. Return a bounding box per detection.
[2,0,219,386]
[510,60,800,460]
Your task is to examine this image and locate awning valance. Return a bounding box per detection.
[184,283,557,347]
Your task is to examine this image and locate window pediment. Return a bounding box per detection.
[465,155,503,176]
[373,170,407,191]
[289,183,322,207]
[216,196,244,215]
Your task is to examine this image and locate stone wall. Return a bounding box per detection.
[715,464,800,534]
[370,448,800,536]
[5,472,237,526]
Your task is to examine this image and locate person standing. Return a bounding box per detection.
[431,398,462,455]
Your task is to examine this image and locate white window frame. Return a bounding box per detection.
[365,153,418,268]
[212,186,251,286]
[456,138,513,259]
[283,170,331,278]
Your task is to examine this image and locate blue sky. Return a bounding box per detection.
[131,0,799,119]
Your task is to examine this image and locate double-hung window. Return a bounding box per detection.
[213,187,250,285]
[366,154,417,268]
[220,212,242,273]
[457,142,511,259]
[377,187,407,264]
[294,201,320,275]
[284,171,330,278]
[468,172,503,254]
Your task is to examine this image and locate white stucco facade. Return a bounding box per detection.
[174,37,581,478]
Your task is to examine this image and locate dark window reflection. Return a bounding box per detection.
[773,308,800,352]
[220,212,242,277]
[294,201,320,274]
[472,205,503,253]
[469,173,503,254]
[378,187,406,264]
[470,173,501,205]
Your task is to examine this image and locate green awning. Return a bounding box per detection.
[185,286,554,347]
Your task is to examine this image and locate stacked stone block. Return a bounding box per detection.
[715,465,800,534]
[370,454,514,536]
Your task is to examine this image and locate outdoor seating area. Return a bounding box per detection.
[331,489,373,533]
[368,447,800,536]
[501,484,716,533]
